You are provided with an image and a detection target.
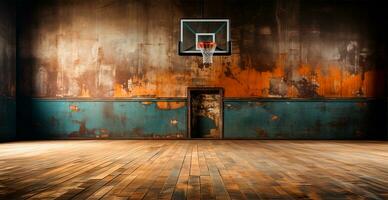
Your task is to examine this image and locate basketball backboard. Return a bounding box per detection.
[179,19,231,55]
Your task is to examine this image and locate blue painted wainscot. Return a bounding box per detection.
[23,99,187,139]
[223,99,386,139]
[19,98,386,139]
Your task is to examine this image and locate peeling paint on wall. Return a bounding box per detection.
[17,0,385,98]
[23,100,187,139]
[69,104,80,112]
[0,0,16,141]
[0,0,15,98]
[156,102,185,110]
[224,100,387,139]
[35,66,48,96]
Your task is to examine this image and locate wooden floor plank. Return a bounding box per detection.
[0,140,387,199]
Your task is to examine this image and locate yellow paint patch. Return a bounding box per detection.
[156,102,186,110]
[80,84,90,97]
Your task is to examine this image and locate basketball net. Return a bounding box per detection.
[198,42,217,65]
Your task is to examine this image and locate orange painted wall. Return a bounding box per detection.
[17,0,386,98]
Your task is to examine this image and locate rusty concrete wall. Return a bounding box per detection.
[0,0,16,141]
[17,0,386,99]
[0,0,16,98]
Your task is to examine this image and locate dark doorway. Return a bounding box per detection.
[188,87,223,139]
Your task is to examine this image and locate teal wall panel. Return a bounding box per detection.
[224,100,386,139]
[0,98,16,141]
[19,99,386,140]
[24,100,187,139]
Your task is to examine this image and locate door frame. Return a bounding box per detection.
[187,87,224,139]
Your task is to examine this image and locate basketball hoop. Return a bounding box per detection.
[198,42,217,65]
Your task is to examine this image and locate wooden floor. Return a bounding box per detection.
[0,140,387,200]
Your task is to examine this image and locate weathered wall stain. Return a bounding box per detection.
[16,97,386,139]
[20,100,187,139]
[156,102,185,110]
[16,0,386,99]
[0,0,16,98]
[69,119,111,138]
[224,100,386,139]
[0,0,16,141]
